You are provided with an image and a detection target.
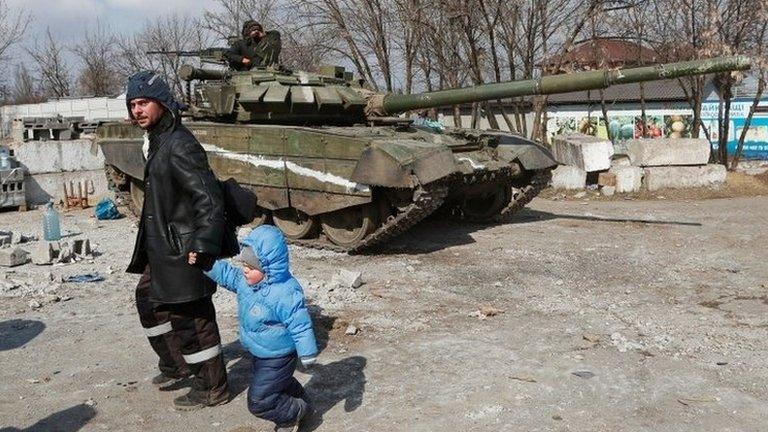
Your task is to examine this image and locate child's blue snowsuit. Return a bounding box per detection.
[205,225,318,424]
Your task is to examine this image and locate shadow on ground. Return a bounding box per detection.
[369,207,702,254]
[300,355,367,431]
[0,319,45,351]
[0,404,97,432]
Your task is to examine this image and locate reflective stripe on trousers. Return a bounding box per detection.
[143,321,172,338]
[182,344,222,364]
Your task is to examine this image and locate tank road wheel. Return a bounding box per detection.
[272,208,318,240]
[320,204,377,248]
[460,186,512,222]
[129,179,145,217]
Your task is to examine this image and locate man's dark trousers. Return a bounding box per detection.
[136,266,228,400]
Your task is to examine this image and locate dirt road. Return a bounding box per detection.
[1,196,766,431]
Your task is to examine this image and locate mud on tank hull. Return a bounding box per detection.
[97,121,555,252]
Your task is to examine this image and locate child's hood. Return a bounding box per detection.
[241,225,291,283]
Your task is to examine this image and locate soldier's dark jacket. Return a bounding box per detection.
[226,30,282,71]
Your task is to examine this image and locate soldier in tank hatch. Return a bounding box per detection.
[226,20,282,71]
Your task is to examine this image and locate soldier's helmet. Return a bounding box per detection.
[242,20,263,38]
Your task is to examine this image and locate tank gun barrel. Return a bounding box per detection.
[179,64,229,81]
[146,47,229,64]
[375,55,751,116]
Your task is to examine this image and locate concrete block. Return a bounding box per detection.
[601,186,615,197]
[72,238,91,257]
[597,172,617,187]
[0,247,30,267]
[611,155,632,167]
[551,165,587,190]
[643,164,727,191]
[609,166,643,193]
[551,133,614,172]
[624,138,710,166]
[24,169,110,205]
[12,139,104,174]
[32,242,57,265]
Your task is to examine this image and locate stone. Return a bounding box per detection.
[0,247,30,267]
[551,165,587,190]
[332,269,363,289]
[601,186,615,197]
[11,232,25,244]
[0,231,11,246]
[609,166,643,193]
[345,325,359,335]
[643,164,727,191]
[551,133,614,172]
[32,242,60,265]
[597,172,617,187]
[611,155,632,167]
[28,299,42,309]
[72,238,91,257]
[624,138,710,166]
[56,242,73,263]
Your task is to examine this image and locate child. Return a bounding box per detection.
[189,225,318,432]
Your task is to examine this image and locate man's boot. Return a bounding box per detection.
[173,376,229,411]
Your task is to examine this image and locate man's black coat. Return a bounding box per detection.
[127,112,227,303]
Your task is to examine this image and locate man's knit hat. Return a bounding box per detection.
[236,246,262,272]
[125,71,185,118]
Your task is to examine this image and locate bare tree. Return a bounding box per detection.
[0,0,30,63]
[72,24,122,96]
[200,0,281,41]
[11,64,43,104]
[116,14,209,98]
[25,28,71,98]
[730,4,768,170]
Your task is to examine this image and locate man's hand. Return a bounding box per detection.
[242,57,251,65]
[188,251,215,271]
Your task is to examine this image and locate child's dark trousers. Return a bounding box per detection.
[247,353,307,424]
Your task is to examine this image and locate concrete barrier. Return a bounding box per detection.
[609,166,643,193]
[551,133,614,172]
[11,139,105,174]
[625,138,710,166]
[551,165,587,190]
[24,169,110,205]
[643,164,727,191]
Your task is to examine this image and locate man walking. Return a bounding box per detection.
[125,71,230,410]
[226,20,281,70]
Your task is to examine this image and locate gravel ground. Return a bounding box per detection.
[1,195,767,432]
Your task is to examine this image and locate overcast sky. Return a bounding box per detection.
[5,0,211,60]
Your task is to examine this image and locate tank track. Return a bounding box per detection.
[440,166,552,222]
[286,181,449,254]
[496,168,552,222]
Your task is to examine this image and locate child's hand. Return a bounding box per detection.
[188,251,197,265]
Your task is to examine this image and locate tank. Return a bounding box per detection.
[97,55,751,252]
